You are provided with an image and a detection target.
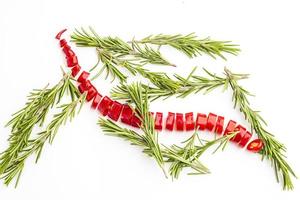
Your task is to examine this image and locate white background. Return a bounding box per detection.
[0,0,300,199]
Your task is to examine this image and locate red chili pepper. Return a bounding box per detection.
[59,39,67,48]
[206,113,217,131]
[231,125,246,143]
[78,80,92,93]
[86,86,97,102]
[91,93,102,109]
[246,139,263,153]
[55,29,67,40]
[67,55,78,67]
[165,112,175,131]
[71,64,81,77]
[77,71,90,83]
[98,96,113,116]
[176,113,184,131]
[196,113,207,130]
[214,116,224,134]
[239,131,252,147]
[62,46,75,57]
[131,113,142,127]
[120,104,134,125]
[154,112,163,131]
[185,112,195,131]
[108,101,124,121]
[223,120,237,136]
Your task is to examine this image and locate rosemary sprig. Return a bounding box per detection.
[224,68,296,190]
[0,75,82,187]
[111,67,247,102]
[134,33,240,59]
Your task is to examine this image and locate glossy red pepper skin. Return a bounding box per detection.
[154,112,163,131]
[55,29,67,40]
[214,116,224,134]
[91,93,102,109]
[131,114,141,127]
[67,56,78,67]
[176,113,184,131]
[121,104,134,125]
[86,86,97,102]
[78,80,92,93]
[77,71,90,83]
[63,48,75,58]
[98,96,113,116]
[223,120,237,136]
[71,64,81,77]
[108,101,124,121]
[185,112,195,131]
[231,125,246,143]
[196,113,207,130]
[246,139,263,153]
[60,39,67,47]
[239,131,252,147]
[206,113,217,131]
[165,112,175,131]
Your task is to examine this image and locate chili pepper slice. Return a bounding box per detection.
[154,112,163,131]
[98,96,113,116]
[55,29,67,40]
[206,113,217,131]
[196,113,207,130]
[176,113,184,131]
[214,116,224,134]
[108,101,124,121]
[231,125,246,143]
[131,113,142,128]
[246,139,263,153]
[77,71,90,83]
[78,80,92,93]
[91,93,102,109]
[239,131,252,147]
[63,47,75,57]
[59,39,67,48]
[121,104,134,125]
[71,64,81,77]
[223,120,237,136]
[67,55,78,67]
[165,112,175,131]
[86,86,97,102]
[185,112,195,131]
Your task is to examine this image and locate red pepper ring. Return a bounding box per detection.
[206,112,217,131]
[196,113,207,130]
[214,116,224,134]
[176,113,184,131]
[246,139,264,153]
[91,93,102,109]
[77,71,90,83]
[108,101,124,121]
[239,131,252,147]
[67,55,78,67]
[86,86,98,102]
[60,39,68,48]
[185,112,195,131]
[98,96,113,116]
[154,112,163,131]
[120,104,134,125]
[165,112,175,131]
[71,64,81,77]
[55,29,67,40]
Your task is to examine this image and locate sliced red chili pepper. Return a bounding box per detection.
[185,112,195,131]
[77,71,90,83]
[214,116,224,134]
[71,64,81,77]
[86,86,97,102]
[78,80,92,93]
[231,125,246,143]
[121,104,134,125]
[67,55,78,67]
[55,29,67,40]
[206,113,217,131]
[239,131,252,147]
[59,39,67,48]
[131,113,142,128]
[108,101,124,121]
[154,112,163,131]
[196,113,207,130]
[98,96,113,116]
[91,93,102,109]
[176,113,184,131]
[246,139,263,153]
[165,112,175,131]
[223,120,237,136]
[62,46,75,57]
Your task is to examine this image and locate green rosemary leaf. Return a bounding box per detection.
[224,68,296,190]
[136,33,240,59]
